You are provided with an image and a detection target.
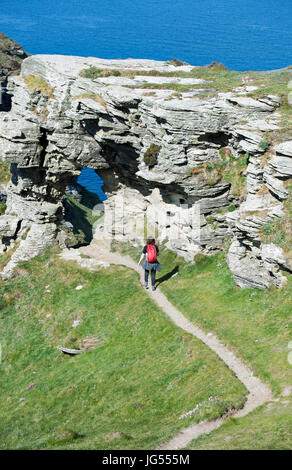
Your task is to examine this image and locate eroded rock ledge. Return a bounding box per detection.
[0,54,291,287]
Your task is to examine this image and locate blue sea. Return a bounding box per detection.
[1,0,292,198]
[77,168,107,201]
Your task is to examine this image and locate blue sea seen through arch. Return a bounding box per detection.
[77,168,107,201]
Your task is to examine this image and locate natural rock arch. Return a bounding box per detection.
[0,54,291,287]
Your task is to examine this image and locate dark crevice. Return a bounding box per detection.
[0,79,12,112]
[14,219,22,239]
[200,184,231,200]
[267,187,284,203]
[198,131,231,147]
[279,263,292,274]
[2,219,22,246]
[102,142,141,176]
[82,119,100,137]
[39,127,49,168]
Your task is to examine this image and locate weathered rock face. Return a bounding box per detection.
[226,140,292,289]
[0,32,29,80]
[0,54,291,286]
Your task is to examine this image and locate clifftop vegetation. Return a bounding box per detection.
[0,32,29,80]
[79,63,292,102]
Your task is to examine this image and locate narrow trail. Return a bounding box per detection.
[64,241,273,450]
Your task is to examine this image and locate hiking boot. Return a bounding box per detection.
[144,282,148,289]
[151,286,156,291]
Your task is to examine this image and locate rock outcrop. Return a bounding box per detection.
[0,53,291,286]
[0,32,29,113]
[0,32,29,80]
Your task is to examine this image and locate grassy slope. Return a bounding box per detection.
[158,250,292,450]
[0,57,291,449]
[0,248,246,450]
[186,399,291,450]
[113,242,292,449]
[260,182,292,260]
[0,159,10,185]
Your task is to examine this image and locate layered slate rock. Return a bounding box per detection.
[0,54,291,286]
[226,140,292,289]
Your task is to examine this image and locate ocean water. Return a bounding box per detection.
[77,168,107,200]
[1,0,292,71]
[1,0,292,197]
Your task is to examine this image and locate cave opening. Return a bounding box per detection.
[62,168,107,248]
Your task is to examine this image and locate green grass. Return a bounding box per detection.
[186,400,292,450]
[259,182,292,258]
[0,159,10,185]
[0,159,9,216]
[154,249,292,396]
[0,202,6,216]
[221,153,249,198]
[273,104,292,142]
[113,242,292,449]
[246,68,292,143]
[0,247,246,449]
[79,64,246,95]
[246,69,292,103]
[259,139,270,151]
[143,144,161,168]
[79,66,195,80]
[156,248,292,449]
[80,66,123,79]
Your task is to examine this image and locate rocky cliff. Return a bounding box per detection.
[0,53,291,286]
[0,33,29,218]
[0,32,29,80]
[0,32,29,112]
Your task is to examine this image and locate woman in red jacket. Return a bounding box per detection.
[138,236,162,291]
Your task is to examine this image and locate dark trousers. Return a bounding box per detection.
[145,269,156,287]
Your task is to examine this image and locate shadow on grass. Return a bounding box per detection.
[156,265,179,286]
[64,186,102,247]
[79,186,102,210]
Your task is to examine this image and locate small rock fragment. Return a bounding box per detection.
[27,383,36,391]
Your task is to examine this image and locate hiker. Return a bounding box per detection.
[138,237,161,291]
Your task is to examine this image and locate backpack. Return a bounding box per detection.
[147,244,157,263]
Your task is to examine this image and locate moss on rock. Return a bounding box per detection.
[143,144,161,168]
